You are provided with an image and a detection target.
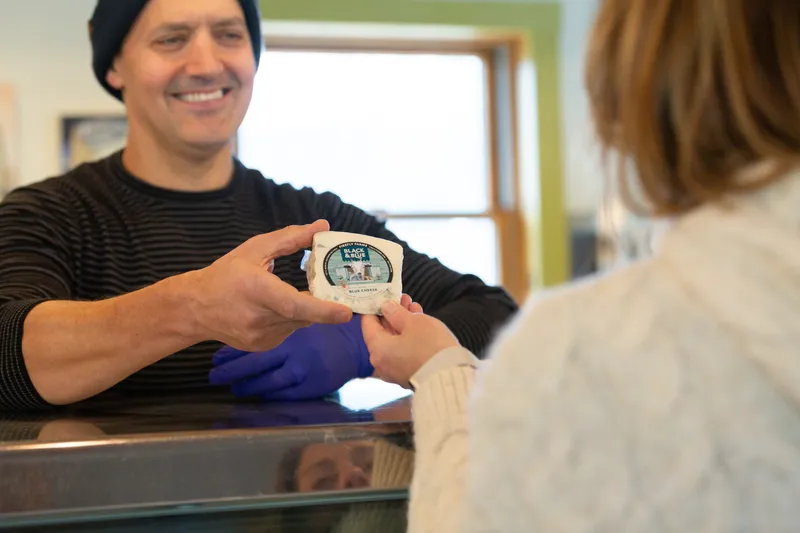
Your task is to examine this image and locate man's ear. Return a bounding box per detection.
[106,58,124,91]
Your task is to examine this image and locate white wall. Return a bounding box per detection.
[0,0,123,188]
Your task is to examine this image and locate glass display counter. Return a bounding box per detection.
[0,379,414,532]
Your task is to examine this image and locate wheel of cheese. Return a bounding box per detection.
[302,231,404,315]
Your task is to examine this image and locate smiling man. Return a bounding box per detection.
[0,0,517,412]
[93,0,259,188]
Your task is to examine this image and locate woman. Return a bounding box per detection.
[363,1,800,532]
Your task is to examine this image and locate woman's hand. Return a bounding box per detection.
[361,295,460,388]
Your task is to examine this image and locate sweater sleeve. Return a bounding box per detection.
[407,363,476,533]
[0,184,78,411]
[313,192,519,357]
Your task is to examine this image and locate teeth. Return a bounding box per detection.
[177,90,224,103]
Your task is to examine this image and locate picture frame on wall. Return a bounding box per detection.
[61,114,128,172]
[60,115,241,172]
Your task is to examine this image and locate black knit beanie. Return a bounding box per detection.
[89,0,263,101]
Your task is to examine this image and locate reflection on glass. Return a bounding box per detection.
[277,436,413,494]
[279,440,375,493]
[0,382,416,532]
[238,51,490,215]
[275,436,414,533]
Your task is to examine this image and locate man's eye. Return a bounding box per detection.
[157,36,186,46]
[220,32,245,42]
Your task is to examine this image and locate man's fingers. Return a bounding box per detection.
[288,291,352,324]
[409,302,423,314]
[209,349,288,385]
[248,220,330,261]
[212,346,249,366]
[261,276,352,324]
[230,366,300,398]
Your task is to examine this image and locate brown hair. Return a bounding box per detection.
[586,0,800,216]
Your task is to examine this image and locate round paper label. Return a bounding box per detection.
[323,242,394,299]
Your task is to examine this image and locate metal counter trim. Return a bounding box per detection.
[0,489,408,529]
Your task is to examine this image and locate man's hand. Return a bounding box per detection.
[185,220,353,352]
[16,220,353,407]
[208,315,374,401]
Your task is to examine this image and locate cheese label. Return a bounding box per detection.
[304,231,404,315]
[323,241,395,298]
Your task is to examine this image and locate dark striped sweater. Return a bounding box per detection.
[0,152,517,411]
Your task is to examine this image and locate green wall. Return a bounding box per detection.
[258,0,568,290]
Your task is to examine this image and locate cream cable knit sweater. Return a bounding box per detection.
[408,169,800,533]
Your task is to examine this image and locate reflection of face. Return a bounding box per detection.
[296,441,374,492]
[106,0,256,152]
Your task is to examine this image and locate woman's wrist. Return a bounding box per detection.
[409,346,479,390]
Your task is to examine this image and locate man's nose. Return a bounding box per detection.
[184,30,224,78]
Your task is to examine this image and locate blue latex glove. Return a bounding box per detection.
[209,316,374,401]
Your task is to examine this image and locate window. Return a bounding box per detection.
[238,46,521,291]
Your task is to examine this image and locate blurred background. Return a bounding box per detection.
[0,0,636,304]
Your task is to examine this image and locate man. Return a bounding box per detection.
[0,0,517,412]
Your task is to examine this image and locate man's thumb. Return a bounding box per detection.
[380,301,412,333]
[252,219,330,260]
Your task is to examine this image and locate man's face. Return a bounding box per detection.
[107,0,256,152]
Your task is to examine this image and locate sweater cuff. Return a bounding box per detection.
[411,365,475,446]
[411,346,479,389]
[0,300,52,411]
[371,439,415,488]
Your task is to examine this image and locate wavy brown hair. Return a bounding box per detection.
[586,0,800,215]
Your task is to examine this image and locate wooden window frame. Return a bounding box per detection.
[258,37,528,301]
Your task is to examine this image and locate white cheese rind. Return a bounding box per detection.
[304,231,404,315]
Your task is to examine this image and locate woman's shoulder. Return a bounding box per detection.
[463,261,673,531]
[466,253,800,533]
[471,257,678,428]
[492,258,667,357]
